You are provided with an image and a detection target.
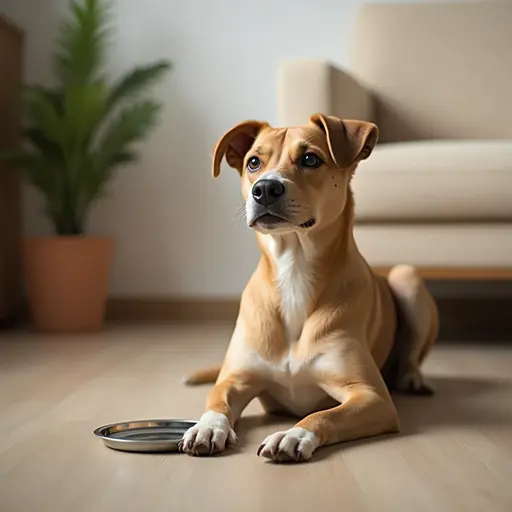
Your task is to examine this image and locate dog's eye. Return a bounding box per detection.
[246,156,262,172]
[301,153,323,169]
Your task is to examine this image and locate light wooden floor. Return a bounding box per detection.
[1,324,511,512]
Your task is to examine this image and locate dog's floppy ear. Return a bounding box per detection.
[212,120,268,178]
[310,113,379,168]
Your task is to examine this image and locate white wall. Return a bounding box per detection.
[1,0,467,298]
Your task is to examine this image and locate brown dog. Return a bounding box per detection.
[180,114,438,462]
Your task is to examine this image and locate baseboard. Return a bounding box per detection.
[106,296,512,342]
[106,297,240,323]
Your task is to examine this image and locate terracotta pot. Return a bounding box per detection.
[23,236,114,333]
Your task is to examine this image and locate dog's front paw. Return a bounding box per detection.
[179,411,238,456]
[257,427,319,463]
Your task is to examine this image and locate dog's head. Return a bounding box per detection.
[212,113,378,235]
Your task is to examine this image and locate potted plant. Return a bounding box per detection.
[1,0,171,332]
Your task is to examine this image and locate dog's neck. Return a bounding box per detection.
[263,217,353,266]
[260,191,360,275]
[257,193,362,343]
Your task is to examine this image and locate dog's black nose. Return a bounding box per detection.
[252,179,286,206]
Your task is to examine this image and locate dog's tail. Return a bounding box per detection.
[182,365,221,386]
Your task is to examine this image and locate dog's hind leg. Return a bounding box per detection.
[387,265,439,396]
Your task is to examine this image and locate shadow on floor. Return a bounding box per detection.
[395,375,512,432]
[235,375,512,463]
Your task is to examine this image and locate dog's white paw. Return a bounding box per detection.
[257,427,319,462]
[179,411,238,456]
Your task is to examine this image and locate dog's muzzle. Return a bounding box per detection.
[248,178,288,228]
[251,179,286,206]
[248,177,316,230]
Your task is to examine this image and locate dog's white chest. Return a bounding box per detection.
[234,337,336,417]
[267,237,315,343]
[260,351,328,415]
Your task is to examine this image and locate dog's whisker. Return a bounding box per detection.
[286,200,313,221]
[296,200,314,210]
[231,204,247,223]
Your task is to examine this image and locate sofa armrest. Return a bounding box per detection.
[277,60,375,126]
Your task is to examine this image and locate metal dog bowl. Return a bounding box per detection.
[94,419,197,453]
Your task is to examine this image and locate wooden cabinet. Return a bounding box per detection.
[0,15,23,326]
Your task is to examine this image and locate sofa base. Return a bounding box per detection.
[374,267,512,280]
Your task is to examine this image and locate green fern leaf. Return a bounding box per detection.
[80,101,160,207]
[5,0,171,235]
[24,127,63,160]
[0,149,61,202]
[108,61,172,110]
[54,0,111,86]
[94,99,161,168]
[22,87,65,145]
[63,82,108,147]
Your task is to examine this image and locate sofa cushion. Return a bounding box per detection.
[351,140,512,222]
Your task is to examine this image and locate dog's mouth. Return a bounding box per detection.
[250,213,316,230]
[250,213,289,228]
[299,218,316,229]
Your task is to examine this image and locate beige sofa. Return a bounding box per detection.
[277,1,512,279]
